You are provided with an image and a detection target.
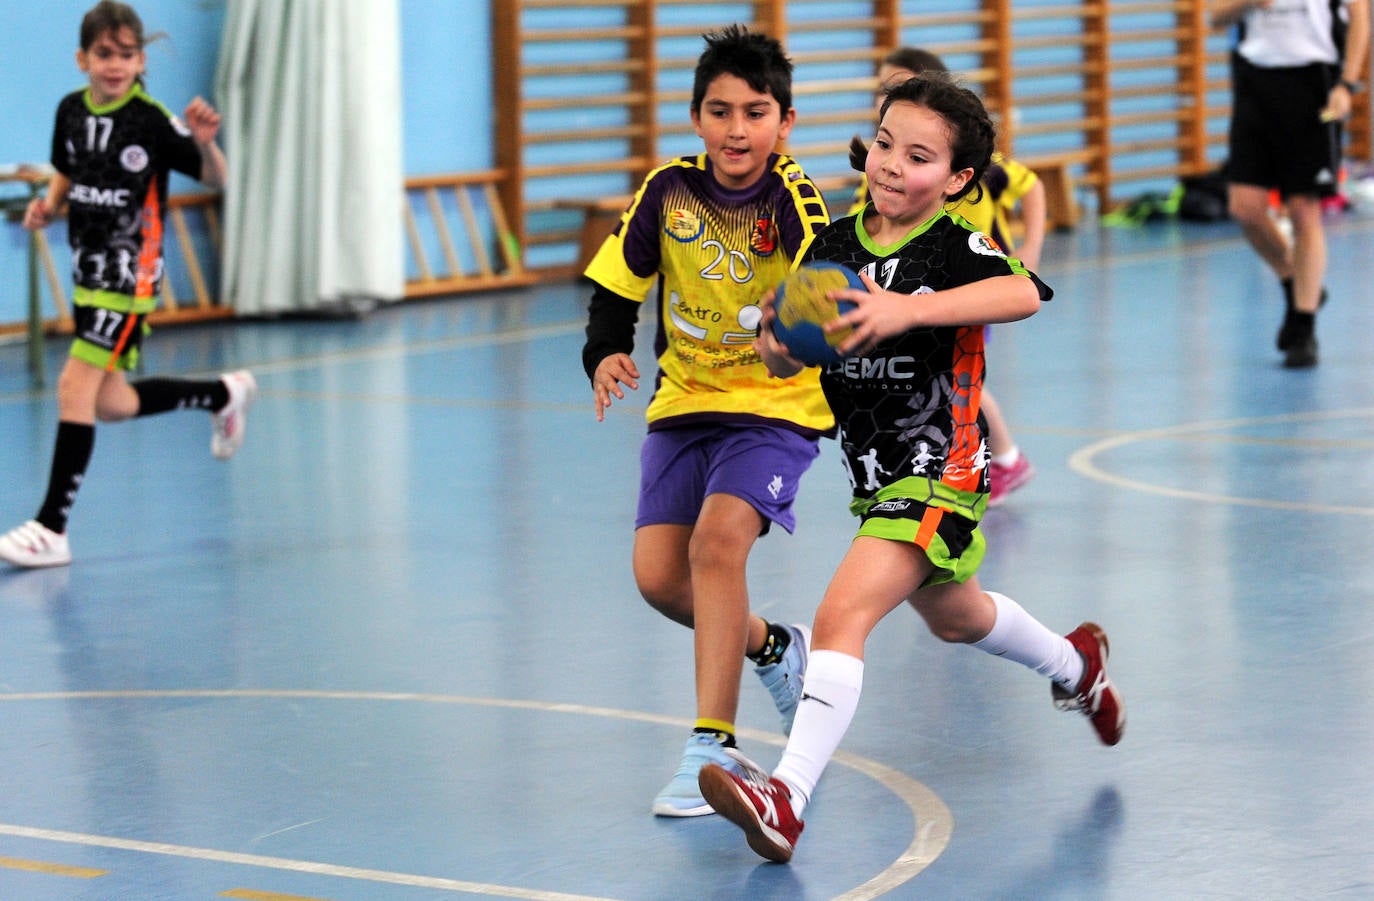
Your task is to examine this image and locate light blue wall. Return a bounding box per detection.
[0,3,1233,327]
[0,0,494,326]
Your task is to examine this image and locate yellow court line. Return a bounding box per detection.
[0,853,106,878]
[222,889,329,900]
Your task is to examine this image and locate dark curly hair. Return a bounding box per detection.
[850,71,995,205]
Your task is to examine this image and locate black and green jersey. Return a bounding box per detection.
[50,83,203,313]
[803,210,1052,506]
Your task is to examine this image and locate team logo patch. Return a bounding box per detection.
[750,216,778,256]
[664,208,704,242]
[120,145,149,173]
[968,231,1006,258]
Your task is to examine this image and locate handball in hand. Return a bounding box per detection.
[771,261,862,366]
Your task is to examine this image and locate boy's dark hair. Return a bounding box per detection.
[80,1,146,50]
[881,46,949,76]
[850,72,995,204]
[691,24,793,116]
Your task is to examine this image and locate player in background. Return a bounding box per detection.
[0,1,255,569]
[1212,0,1370,367]
[699,72,1124,863]
[851,47,1043,506]
[581,25,832,817]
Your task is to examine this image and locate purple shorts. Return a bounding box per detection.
[636,424,821,534]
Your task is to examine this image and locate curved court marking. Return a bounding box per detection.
[1068,407,1374,516]
[0,689,953,900]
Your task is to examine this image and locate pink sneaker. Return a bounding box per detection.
[988,453,1035,507]
[698,753,804,863]
[1053,622,1125,746]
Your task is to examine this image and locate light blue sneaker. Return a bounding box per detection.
[651,733,741,817]
[754,623,811,734]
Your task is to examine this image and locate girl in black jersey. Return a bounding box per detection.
[698,73,1125,863]
[0,2,253,569]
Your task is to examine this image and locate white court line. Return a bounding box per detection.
[0,822,616,901]
[0,690,954,900]
[1068,407,1374,516]
[0,319,590,404]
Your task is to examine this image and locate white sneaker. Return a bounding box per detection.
[0,520,72,568]
[211,370,257,460]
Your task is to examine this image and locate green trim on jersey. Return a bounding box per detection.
[73,285,158,315]
[850,206,1033,277]
[82,82,162,116]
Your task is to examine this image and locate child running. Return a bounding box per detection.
[851,47,1044,506]
[581,24,833,817]
[0,1,254,569]
[698,71,1124,862]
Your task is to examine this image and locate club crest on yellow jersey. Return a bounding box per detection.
[750,215,778,256]
[665,208,704,242]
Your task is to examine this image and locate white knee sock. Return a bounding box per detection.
[972,591,1083,688]
[772,650,864,816]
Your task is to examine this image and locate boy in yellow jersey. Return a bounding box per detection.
[850,47,1044,506]
[581,24,832,817]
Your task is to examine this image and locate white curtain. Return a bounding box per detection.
[214,0,404,315]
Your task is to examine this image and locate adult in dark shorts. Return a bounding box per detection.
[1213,0,1370,368]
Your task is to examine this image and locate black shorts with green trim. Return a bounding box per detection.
[851,481,987,585]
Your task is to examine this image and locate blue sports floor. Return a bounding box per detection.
[2,212,1373,900]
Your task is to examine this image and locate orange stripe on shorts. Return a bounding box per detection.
[914,504,944,548]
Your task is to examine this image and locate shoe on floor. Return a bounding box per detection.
[1282,334,1318,369]
[698,749,804,863]
[1052,622,1125,746]
[651,733,741,817]
[988,453,1036,507]
[1276,286,1326,351]
[0,520,72,568]
[754,623,810,734]
[212,370,258,460]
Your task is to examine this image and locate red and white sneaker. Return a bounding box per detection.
[211,370,257,460]
[698,750,804,863]
[988,453,1035,507]
[1053,622,1125,746]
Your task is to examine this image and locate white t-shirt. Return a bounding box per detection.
[1238,0,1351,66]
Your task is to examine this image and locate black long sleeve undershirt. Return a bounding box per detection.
[581,282,641,380]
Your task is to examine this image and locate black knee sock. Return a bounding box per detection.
[748,621,794,666]
[132,377,228,417]
[35,421,95,534]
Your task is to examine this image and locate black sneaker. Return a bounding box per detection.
[1283,334,1318,368]
[1276,287,1327,352]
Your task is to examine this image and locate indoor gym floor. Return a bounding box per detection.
[1,211,1373,900]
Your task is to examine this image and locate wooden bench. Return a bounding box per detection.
[1021,151,1092,231]
[554,196,631,272]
